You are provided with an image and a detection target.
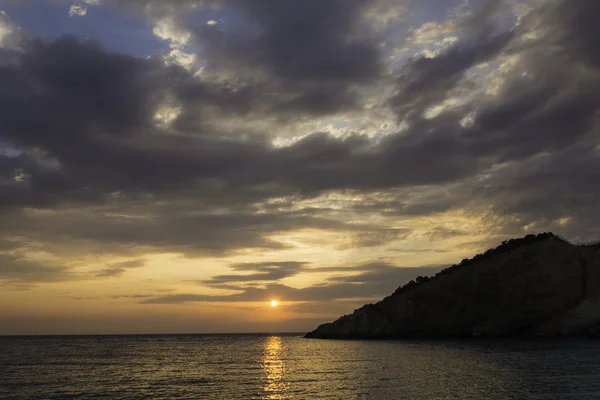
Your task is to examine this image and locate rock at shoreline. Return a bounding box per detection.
[305,233,600,339]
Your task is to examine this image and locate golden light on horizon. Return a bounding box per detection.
[270,300,279,307]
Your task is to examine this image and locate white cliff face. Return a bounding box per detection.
[306,236,600,339]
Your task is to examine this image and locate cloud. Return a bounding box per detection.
[0,253,70,283]
[0,0,599,291]
[2,205,405,259]
[0,10,23,50]
[142,263,445,304]
[339,228,412,250]
[111,294,154,299]
[152,14,196,69]
[201,261,307,285]
[0,11,13,44]
[95,259,145,277]
[68,5,87,17]
[2,0,600,335]
[0,26,502,215]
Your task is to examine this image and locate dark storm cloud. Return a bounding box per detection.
[0,36,188,208]
[391,30,515,121]
[466,2,600,157]
[98,0,385,80]
[537,0,600,69]
[376,0,600,239]
[0,36,385,209]
[171,0,388,129]
[461,0,600,238]
[141,264,446,304]
[475,145,600,242]
[402,0,600,156]
[1,209,296,257]
[2,207,404,257]
[196,0,382,81]
[0,0,599,264]
[0,23,538,211]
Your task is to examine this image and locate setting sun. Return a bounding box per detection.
[270,300,279,307]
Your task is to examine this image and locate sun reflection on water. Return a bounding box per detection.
[262,336,287,399]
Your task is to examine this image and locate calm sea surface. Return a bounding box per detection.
[2,334,600,399]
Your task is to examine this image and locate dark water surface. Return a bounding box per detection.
[2,334,600,399]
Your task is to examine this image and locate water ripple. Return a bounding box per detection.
[2,335,600,399]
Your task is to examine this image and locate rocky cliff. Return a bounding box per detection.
[305,233,600,339]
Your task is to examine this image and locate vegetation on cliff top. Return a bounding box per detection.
[392,232,556,297]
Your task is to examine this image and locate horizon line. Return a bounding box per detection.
[0,332,308,337]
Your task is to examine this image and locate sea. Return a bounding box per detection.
[2,334,600,399]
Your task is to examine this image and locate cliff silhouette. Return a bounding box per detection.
[305,233,600,339]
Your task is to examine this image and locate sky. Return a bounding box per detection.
[0,0,599,335]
